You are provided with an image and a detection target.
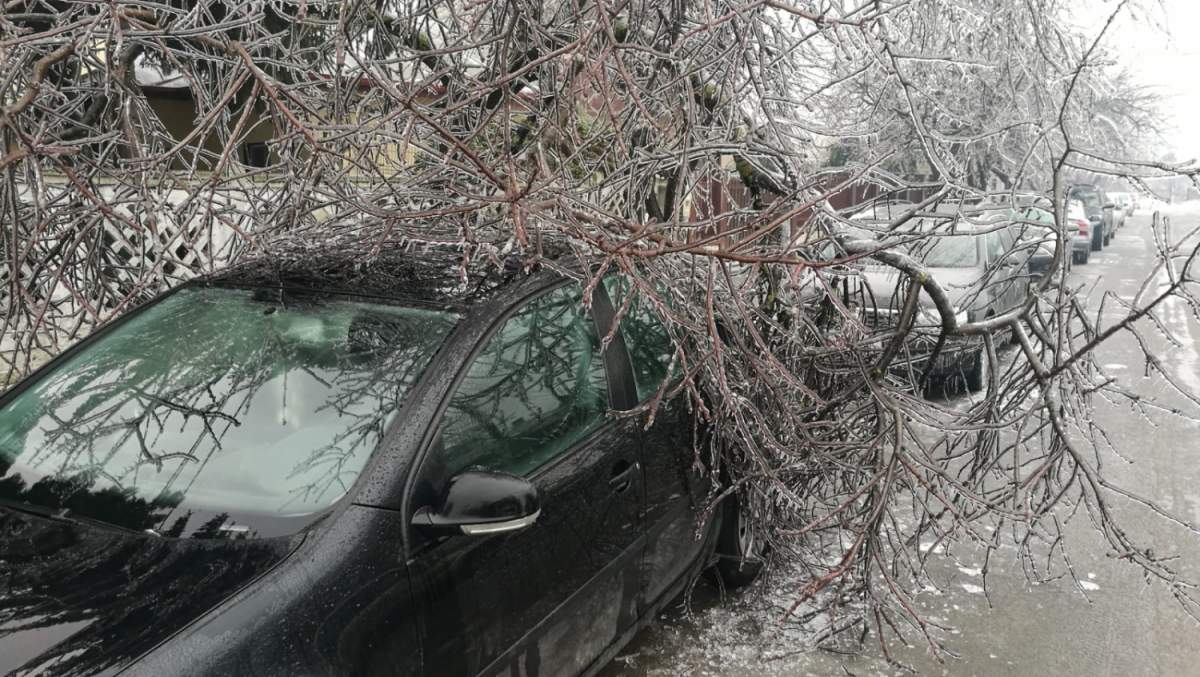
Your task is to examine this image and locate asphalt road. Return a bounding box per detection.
[601,204,1200,677]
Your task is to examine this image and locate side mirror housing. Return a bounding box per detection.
[1103,203,1115,210]
[412,469,540,536]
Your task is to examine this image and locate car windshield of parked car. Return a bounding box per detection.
[0,287,456,537]
[912,233,981,268]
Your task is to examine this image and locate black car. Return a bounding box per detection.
[0,252,761,677]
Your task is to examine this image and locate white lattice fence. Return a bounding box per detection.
[1,179,267,388]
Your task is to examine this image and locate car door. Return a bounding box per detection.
[999,225,1026,308]
[601,278,715,607]
[983,228,1018,313]
[405,283,645,677]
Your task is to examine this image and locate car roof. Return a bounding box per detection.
[851,203,1008,227]
[202,241,562,312]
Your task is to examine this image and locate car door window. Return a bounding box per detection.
[998,226,1017,263]
[985,231,1006,265]
[437,285,609,478]
[603,277,676,402]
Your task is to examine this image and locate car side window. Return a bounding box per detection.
[435,285,609,478]
[998,226,1016,254]
[603,277,675,402]
[1024,208,1050,237]
[985,231,1006,264]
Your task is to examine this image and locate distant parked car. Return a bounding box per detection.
[1108,195,1127,232]
[1110,191,1135,217]
[1065,199,1093,264]
[1014,202,1080,274]
[1068,184,1116,250]
[0,251,763,677]
[848,203,1031,392]
[1014,198,1091,269]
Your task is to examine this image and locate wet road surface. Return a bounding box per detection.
[601,204,1200,676]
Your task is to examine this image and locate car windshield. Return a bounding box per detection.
[917,235,980,267]
[0,287,456,538]
[848,211,983,269]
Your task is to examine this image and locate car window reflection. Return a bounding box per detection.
[437,286,608,478]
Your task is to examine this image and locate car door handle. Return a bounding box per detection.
[608,460,639,493]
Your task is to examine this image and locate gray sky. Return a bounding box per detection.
[1088,0,1200,161]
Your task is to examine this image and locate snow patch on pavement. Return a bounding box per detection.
[1158,266,1200,396]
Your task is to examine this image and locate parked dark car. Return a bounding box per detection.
[0,251,761,677]
[1067,184,1116,251]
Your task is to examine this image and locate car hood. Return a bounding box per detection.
[861,265,982,312]
[0,506,300,677]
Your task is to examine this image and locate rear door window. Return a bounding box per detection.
[985,231,1006,264]
[603,278,676,402]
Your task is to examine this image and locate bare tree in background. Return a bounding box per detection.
[4,0,1200,662]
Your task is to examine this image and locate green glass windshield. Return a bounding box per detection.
[0,287,455,537]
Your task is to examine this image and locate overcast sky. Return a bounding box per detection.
[1085,0,1200,161]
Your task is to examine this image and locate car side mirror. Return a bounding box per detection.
[412,469,540,536]
[1103,203,1115,210]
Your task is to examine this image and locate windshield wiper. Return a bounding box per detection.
[0,497,74,523]
[67,511,159,537]
[0,497,157,536]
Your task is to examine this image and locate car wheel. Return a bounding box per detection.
[1073,249,1089,265]
[966,345,989,393]
[713,492,766,588]
[1091,229,1102,251]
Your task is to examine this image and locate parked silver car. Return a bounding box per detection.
[1016,198,1092,267]
[1108,196,1127,232]
[1109,191,1136,217]
[1016,202,1081,273]
[846,203,1031,392]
